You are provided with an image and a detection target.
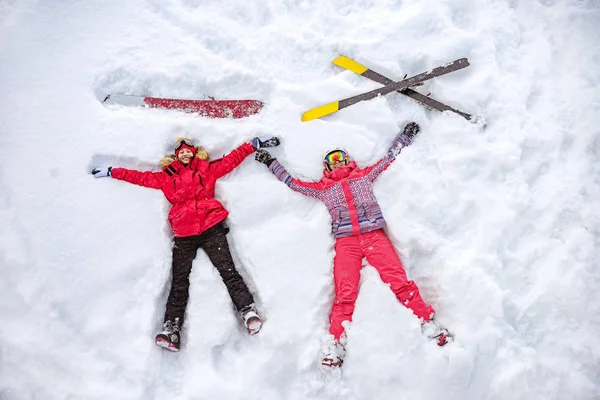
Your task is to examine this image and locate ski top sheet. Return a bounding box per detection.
[301,58,470,122]
[332,56,475,122]
[102,94,263,119]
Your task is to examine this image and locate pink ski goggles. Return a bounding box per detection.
[324,150,348,165]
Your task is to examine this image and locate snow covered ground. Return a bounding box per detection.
[1,0,599,399]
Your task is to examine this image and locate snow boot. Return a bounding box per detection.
[240,305,262,335]
[422,318,453,346]
[155,318,181,352]
[321,341,346,369]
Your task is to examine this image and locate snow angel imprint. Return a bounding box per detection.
[91,135,280,351]
[255,123,452,368]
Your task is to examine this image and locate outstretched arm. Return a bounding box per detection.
[255,150,324,199]
[209,136,280,179]
[364,122,420,182]
[109,167,167,189]
[208,142,255,179]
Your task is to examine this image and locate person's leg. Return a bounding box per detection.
[329,235,364,341]
[164,236,199,327]
[363,230,434,321]
[200,223,254,311]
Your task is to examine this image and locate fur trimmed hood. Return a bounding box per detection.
[160,147,209,169]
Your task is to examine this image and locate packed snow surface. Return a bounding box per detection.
[1,0,599,399]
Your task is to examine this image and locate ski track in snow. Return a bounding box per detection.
[1,0,599,399]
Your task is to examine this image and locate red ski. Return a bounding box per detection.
[102,94,263,119]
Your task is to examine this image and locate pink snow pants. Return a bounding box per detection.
[329,229,434,341]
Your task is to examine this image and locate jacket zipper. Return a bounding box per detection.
[340,180,360,236]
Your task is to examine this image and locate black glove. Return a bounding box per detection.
[255,149,275,166]
[403,122,420,138]
[251,136,280,150]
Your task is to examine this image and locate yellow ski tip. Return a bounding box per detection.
[332,56,368,74]
[301,101,340,122]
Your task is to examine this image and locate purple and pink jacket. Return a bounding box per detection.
[267,133,412,238]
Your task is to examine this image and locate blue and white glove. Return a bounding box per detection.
[91,166,112,178]
[251,136,280,150]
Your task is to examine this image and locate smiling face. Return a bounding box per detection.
[329,160,347,171]
[177,147,194,165]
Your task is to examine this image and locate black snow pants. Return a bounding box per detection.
[163,222,254,326]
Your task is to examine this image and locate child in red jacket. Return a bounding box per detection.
[92,136,279,351]
[255,123,451,368]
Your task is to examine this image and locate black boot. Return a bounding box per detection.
[155,318,181,352]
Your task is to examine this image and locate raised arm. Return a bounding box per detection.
[363,122,420,182]
[208,142,255,179]
[255,151,324,199]
[209,136,280,179]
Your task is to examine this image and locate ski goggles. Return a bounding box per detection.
[174,138,195,152]
[323,150,348,165]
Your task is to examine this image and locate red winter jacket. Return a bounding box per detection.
[111,143,255,238]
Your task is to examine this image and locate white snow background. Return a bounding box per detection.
[1,0,599,399]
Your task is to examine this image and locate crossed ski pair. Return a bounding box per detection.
[302,56,474,122]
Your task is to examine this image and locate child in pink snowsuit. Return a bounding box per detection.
[255,123,450,367]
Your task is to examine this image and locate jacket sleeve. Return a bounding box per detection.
[209,142,255,179]
[363,132,413,182]
[267,160,324,199]
[110,167,167,189]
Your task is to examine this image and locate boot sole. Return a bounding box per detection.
[321,358,343,369]
[156,337,180,352]
[437,333,454,346]
[246,317,262,335]
[321,362,343,369]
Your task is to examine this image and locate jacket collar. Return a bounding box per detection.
[322,161,357,181]
[168,160,186,172]
[188,157,202,170]
[164,157,206,176]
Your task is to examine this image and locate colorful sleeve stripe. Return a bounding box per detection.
[269,160,293,185]
[269,160,324,199]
